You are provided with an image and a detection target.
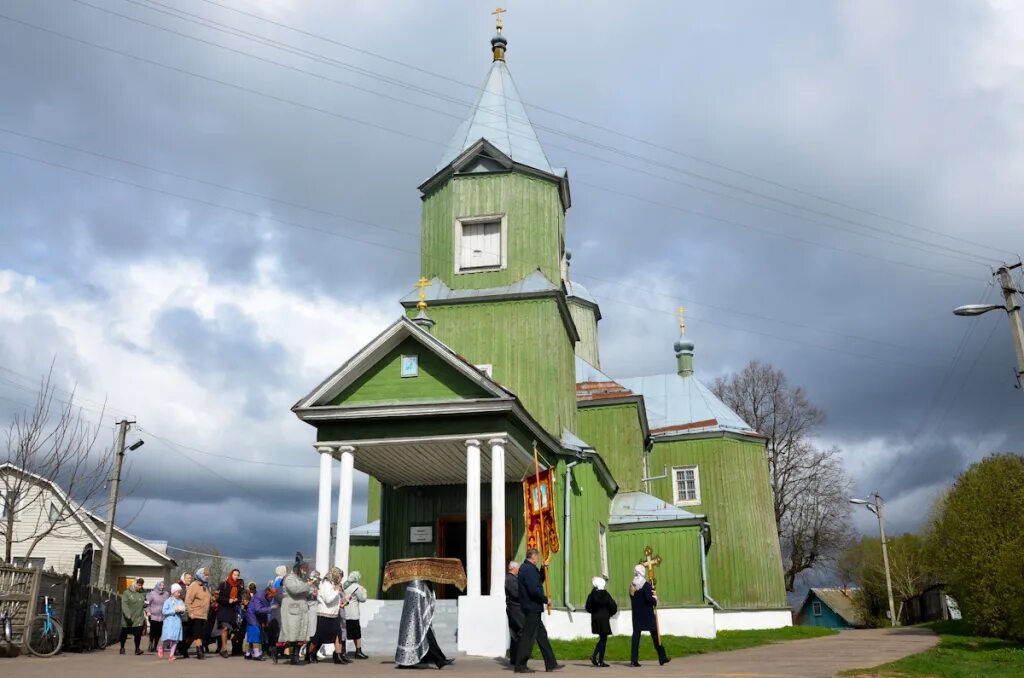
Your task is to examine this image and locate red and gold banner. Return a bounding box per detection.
[523,467,559,559]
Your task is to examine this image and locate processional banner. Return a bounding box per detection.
[523,467,559,559]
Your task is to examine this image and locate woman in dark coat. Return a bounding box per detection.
[584,576,616,668]
[628,565,669,667]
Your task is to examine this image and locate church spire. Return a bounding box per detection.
[491,7,507,61]
[674,306,694,376]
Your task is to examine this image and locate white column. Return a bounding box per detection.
[334,446,355,574]
[465,439,482,597]
[315,446,334,574]
[488,438,506,598]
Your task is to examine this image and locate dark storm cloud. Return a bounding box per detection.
[3,0,1024,562]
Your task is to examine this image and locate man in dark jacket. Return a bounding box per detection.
[513,549,561,674]
[505,561,524,661]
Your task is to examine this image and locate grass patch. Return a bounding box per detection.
[536,625,836,662]
[839,620,1024,678]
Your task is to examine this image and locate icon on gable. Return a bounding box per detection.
[400,355,419,378]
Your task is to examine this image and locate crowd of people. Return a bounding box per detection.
[118,554,368,665]
[506,548,670,672]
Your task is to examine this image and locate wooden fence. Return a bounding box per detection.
[0,564,41,648]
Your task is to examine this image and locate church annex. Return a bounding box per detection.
[292,23,788,656]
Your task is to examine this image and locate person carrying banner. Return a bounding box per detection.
[513,549,562,674]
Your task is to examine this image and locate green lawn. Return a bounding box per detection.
[535,625,836,662]
[839,621,1024,678]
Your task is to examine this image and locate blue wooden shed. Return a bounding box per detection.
[795,588,865,629]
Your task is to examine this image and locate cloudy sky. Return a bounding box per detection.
[2,0,1023,583]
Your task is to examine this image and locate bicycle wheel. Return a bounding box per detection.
[25,615,63,657]
[93,619,108,650]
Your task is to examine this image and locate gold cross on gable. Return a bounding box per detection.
[676,305,686,336]
[492,7,506,32]
[642,545,663,588]
[415,276,431,312]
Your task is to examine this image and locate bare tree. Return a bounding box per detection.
[169,544,232,587]
[1,366,114,563]
[713,361,855,590]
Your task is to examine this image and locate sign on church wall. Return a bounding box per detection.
[410,525,433,543]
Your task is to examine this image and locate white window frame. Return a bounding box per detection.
[454,213,508,273]
[671,465,701,506]
[598,523,609,578]
[400,354,419,378]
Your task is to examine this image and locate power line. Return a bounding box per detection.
[65,0,1002,267]
[178,0,1018,260]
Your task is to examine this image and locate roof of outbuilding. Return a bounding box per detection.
[435,59,554,175]
[616,372,756,436]
[609,491,704,527]
[805,588,865,627]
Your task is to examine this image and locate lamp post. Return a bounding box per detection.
[953,263,1024,386]
[850,493,897,626]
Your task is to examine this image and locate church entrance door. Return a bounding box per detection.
[436,515,512,599]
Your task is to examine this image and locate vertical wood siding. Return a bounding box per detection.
[423,298,577,437]
[607,526,704,606]
[566,461,615,605]
[421,173,564,289]
[648,436,786,609]
[348,543,381,598]
[568,301,600,367]
[366,477,381,523]
[576,404,645,493]
[331,337,490,406]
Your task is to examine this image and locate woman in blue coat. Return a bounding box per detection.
[628,565,669,667]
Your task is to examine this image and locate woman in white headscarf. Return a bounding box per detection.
[584,576,617,667]
[628,565,669,667]
[342,571,369,659]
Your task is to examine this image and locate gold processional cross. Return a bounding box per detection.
[676,305,687,336]
[492,7,506,32]
[415,276,431,312]
[641,545,663,590]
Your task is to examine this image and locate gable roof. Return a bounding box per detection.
[293,316,515,410]
[616,372,756,437]
[803,588,865,627]
[0,463,175,567]
[435,59,553,176]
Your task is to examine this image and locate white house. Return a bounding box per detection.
[0,463,175,590]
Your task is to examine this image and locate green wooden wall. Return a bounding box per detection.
[331,337,489,406]
[607,525,704,607]
[379,483,526,600]
[576,404,645,493]
[418,298,577,437]
[567,300,600,367]
[366,476,381,523]
[421,172,565,289]
[349,542,380,599]
[566,460,615,606]
[648,435,786,609]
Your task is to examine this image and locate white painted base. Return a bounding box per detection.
[457,595,507,657]
[359,599,387,627]
[544,607,716,640]
[714,609,792,631]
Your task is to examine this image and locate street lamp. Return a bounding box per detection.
[850,493,897,627]
[953,263,1024,385]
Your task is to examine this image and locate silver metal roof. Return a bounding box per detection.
[561,428,594,452]
[575,355,615,384]
[616,371,755,435]
[609,491,704,526]
[399,270,559,305]
[565,279,597,305]
[350,520,380,538]
[435,60,554,175]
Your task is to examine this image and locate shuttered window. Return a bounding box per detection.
[456,216,504,271]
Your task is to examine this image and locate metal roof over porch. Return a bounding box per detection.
[315,434,540,487]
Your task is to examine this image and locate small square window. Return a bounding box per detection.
[400,355,418,378]
[672,466,701,506]
[812,602,822,617]
[455,215,506,272]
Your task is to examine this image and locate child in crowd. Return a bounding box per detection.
[159,584,187,660]
[244,585,277,661]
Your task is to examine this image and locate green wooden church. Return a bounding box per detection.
[292,21,788,655]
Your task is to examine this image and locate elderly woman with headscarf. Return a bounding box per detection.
[584,576,617,667]
[628,564,669,667]
[307,567,351,665]
[279,554,314,665]
[185,567,213,660]
[395,580,453,669]
[342,571,368,659]
[145,580,170,653]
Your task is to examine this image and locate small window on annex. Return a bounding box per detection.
[48,502,61,524]
[455,214,506,272]
[672,465,701,506]
[812,602,823,617]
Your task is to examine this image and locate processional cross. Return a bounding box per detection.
[676,305,686,336]
[642,545,663,590]
[415,276,431,312]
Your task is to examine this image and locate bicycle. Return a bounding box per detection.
[90,600,108,650]
[25,591,63,657]
[0,581,28,645]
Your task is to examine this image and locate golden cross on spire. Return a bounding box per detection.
[415,277,432,312]
[492,6,506,32]
[676,305,687,336]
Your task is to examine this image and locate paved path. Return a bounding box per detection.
[0,628,935,678]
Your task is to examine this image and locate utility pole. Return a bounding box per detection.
[874,494,898,627]
[996,263,1024,383]
[98,419,134,590]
